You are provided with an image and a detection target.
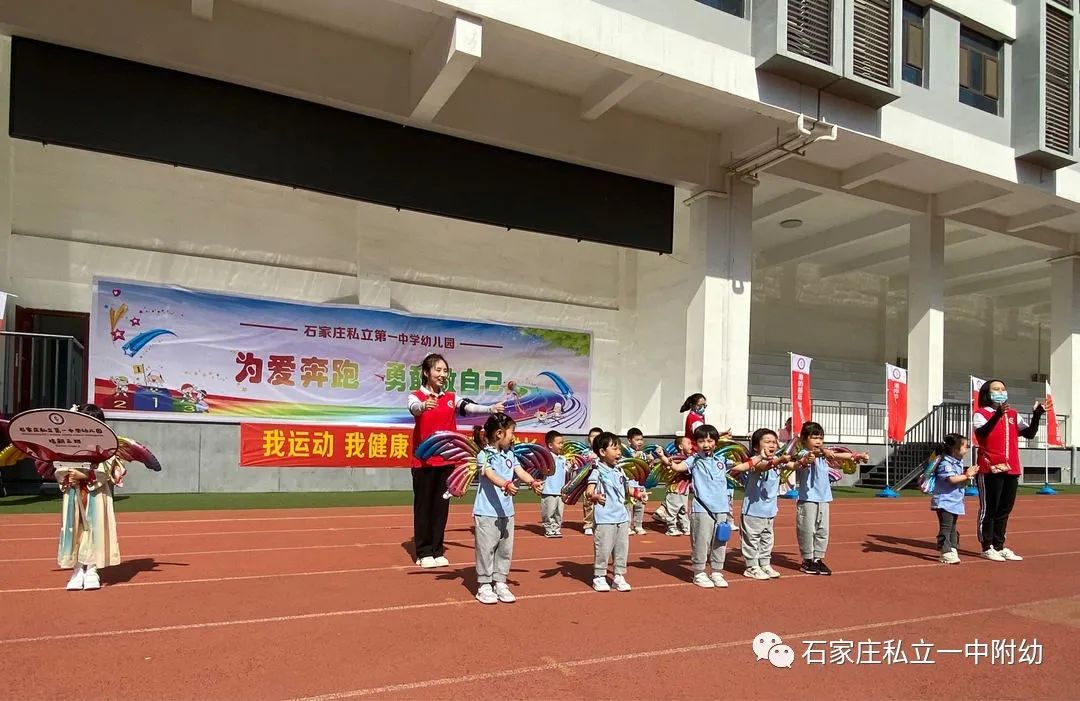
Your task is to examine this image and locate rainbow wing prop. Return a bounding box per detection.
[618,457,650,485]
[513,442,556,480]
[560,461,595,505]
[716,440,750,490]
[619,443,634,459]
[563,440,592,457]
[116,437,162,472]
[415,431,480,500]
[825,446,867,475]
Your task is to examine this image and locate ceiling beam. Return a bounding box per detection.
[766,158,929,214]
[753,188,821,221]
[819,230,981,278]
[410,13,483,122]
[191,0,213,20]
[943,247,1051,284]
[1006,204,1074,232]
[580,69,657,121]
[946,267,1050,296]
[1031,302,1052,316]
[757,211,910,268]
[948,209,1073,250]
[932,181,1011,216]
[994,288,1051,308]
[839,153,908,190]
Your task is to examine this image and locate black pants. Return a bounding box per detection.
[977,472,1018,551]
[935,509,959,554]
[412,466,452,560]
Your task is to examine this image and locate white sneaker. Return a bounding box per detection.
[66,568,85,591]
[433,556,450,567]
[612,575,632,592]
[417,557,438,568]
[82,566,100,591]
[692,572,715,588]
[665,528,681,536]
[762,565,781,579]
[592,576,611,592]
[493,582,516,603]
[983,548,1006,562]
[999,548,1023,561]
[743,567,770,580]
[710,572,729,588]
[634,527,647,535]
[475,583,498,604]
[940,551,960,564]
[584,528,594,536]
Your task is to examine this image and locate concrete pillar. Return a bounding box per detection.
[0,37,14,298]
[683,181,753,435]
[906,211,945,421]
[981,297,996,376]
[1050,255,1080,443]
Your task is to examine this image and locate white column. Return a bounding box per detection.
[683,182,754,435]
[1050,255,1080,443]
[906,211,945,422]
[0,37,13,297]
[981,297,996,376]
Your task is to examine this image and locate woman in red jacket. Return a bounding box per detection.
[972,379,1044,562]
[409,353,503,569]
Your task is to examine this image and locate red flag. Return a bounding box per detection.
[790,353,813,436]
[1045,382,1063,447]
[886,364,908,443]
[970,376,986,447]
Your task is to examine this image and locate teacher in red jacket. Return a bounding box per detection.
[972,379,1043,562]
[408,353,503,569]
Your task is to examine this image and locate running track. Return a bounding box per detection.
[2,496,1079,699]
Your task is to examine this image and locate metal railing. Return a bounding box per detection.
[1,331,86,418]
[748,396,887,443]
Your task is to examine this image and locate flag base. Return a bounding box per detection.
[876,485,899,498]
[1037,483,1058,495]
[964,485,979,496]
[780,488,799,500]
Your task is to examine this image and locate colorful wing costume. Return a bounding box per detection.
[0,419,161,482]
[415,431,556,499]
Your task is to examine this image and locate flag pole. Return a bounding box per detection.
[964,377,979,497]
[877,365,899,498]
[1038,431,1057,496]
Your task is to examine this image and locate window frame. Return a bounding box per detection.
[901,1,927,86]
[693,0,746,19]
[958,26,1003,115]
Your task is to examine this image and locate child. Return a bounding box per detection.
[625,427,650,535]
[653,436,692,536]
[473,413,543,604]
[582,426,602,535]
[793,422,867,575]
[929,433,978,564]
[57,404,124,591]
[665,424,755,588]
[541,430,567,537]
[741,429,810,580]
[587,431,633,592]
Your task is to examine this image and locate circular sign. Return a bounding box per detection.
[7,409,119,464]
[892,368,902,380]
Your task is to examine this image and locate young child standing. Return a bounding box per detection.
[665,424,755,589]
[587,432,633,592]
[473,413,543,604]
[929,433,978,564]
[741,428,809,580]
[541,430,567,538]
[582,426,602,535]
[655,436,692,536]
[625,428,650,535]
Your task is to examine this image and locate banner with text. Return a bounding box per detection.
[790,353,813,436]
[1045,382,1063,447]
[885,364,908,443]
[89,278,591,430]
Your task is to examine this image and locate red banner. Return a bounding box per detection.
[239,423,547,467]
[790,353,812,436]
[1045,382,1063,447]
[885,364,908,443]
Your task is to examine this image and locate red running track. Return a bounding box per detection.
[2,496,1079,699]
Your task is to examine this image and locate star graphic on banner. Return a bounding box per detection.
[130,317,141,327]
[111,329,126,342]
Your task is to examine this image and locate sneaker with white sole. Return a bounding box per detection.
[66,568,85,591]
[613,575,632,592]
[999,548,1023,561]
[983,548,1006,562]
[665,528,681,536]
[82,566,100,591]
[762,565,781,579]
[417,557,438,568]
[743,566,770,580]
[940,551,960,564]
[475,583,498,604]
[592,576,611,592]
[493,582,516,603]
[710,572,729,588]
[634,527,647,535]
[692,572,715,588]
[584,528,594,536]
[434,556,450,567]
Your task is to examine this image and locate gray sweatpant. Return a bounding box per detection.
[663,492,689,531]
[593,522,629,577]
[474,515,514,584]
[689,511,729,574]
[540,495,564,534]
[795,501,830,560]
[740,514,775,569]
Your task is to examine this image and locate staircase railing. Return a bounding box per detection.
[889,402,971,490]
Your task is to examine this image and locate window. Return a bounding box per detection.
[694,0,745,18]
[902,1,926,85]
[959,27,1001,114]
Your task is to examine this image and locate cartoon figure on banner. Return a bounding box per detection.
[110,376,129,397]
[179,383,210,413]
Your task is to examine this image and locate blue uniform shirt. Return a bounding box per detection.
[797,457,833,503]
[685,453,732,515]
[930,455,966,515]
[588,463,630,525]
[473,447,519,518]
[541,454,567,496]
[742,465,781,518]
